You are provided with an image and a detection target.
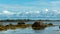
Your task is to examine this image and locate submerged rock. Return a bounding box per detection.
[17,22,26,28]
[17,22,25,25]
[48,23,53,26]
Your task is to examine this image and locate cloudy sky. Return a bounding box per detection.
[0,0,60,20]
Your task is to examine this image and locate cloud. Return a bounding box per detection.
[0,0,60,20]
[2,10,14,15]
[0,10,16,18]
[3,10,11,14]
[45,8,48,12]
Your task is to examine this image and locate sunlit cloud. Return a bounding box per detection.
[45,8,48,12]
[2,10,14,15]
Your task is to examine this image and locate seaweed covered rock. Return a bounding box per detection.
[32,21,45,30]
[17,22,26,28]
[48,23,53,26]
[17,22,25,25]
[6,23,17,29]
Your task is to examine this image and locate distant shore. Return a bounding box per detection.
[0,19,60,22]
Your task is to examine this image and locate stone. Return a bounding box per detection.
[17,22,25,25]
[32,21,45,30]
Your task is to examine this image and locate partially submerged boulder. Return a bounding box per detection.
[17,22,25,25]
[17,22,26,28]
[18,23,25,25]
[32,21,45,30]
[48,23,53,26]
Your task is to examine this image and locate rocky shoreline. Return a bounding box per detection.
[0,21,53,31]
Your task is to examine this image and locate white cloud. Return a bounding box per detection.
[2,10,14,16]
[52,10,60,14]
[45,8,48,12]
[36,11,40,14]
[25,12,29,14]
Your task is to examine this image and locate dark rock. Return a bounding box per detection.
[48,23,53,26]
[32,21,45,30]
[32,21,44,27]
[17,22,26,27]
[59,26,60,29]
[17,22,25,25]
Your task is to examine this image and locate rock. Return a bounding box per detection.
[17,22,26,28]
[48,23,53,26]
[32,21,45,27]
[32,21,45,30]
[17,22,25,25]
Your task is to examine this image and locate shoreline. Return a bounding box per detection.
[0,19,60,22]
[0,24,54,31]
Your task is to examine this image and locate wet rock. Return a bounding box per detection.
[17,22,26,28]
[48,23,53,26]
[17,22,25,25]
[32,21,45,30]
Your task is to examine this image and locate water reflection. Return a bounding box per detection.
[32,27,45,30]
[33,30,45,34]
[0,26,59,34]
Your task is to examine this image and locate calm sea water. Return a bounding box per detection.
[0,21,60,34]
[1,21,60,25]
[0,26,60,34]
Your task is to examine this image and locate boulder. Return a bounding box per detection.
[48,23,53,26]
[17,22,26,28]
[32,21,45,30]
[17,22,25,25]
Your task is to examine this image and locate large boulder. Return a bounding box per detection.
[32,21,45,30]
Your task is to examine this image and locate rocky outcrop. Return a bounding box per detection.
[17,22,25,25]
[48,23,53,25]
[17,22,26,28]
[17,22,25,26]
[32,21,45,30]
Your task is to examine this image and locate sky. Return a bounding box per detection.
[0,0,60,20]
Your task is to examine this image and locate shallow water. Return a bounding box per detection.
[1,21,60,25]
[0,26,60,34]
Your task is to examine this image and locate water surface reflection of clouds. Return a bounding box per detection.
[0,26,59,34]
